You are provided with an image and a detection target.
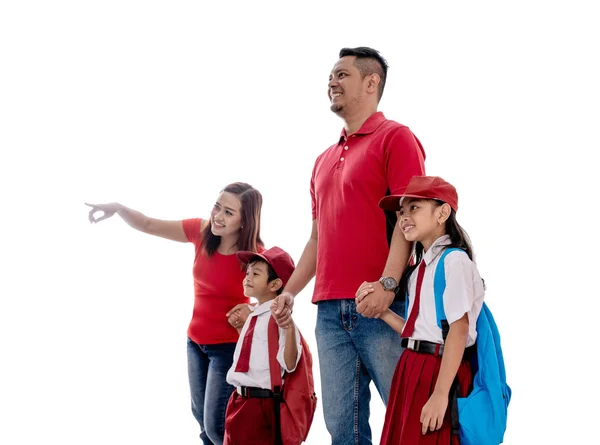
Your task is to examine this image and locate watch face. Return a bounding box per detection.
[382,277,397,290]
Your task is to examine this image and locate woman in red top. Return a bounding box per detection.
[86,182,263,445]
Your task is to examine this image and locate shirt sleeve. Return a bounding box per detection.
[442,252,484,324]
[276,323,302,373]
[310,161,318,221]
[385,126,426,194]
[182,218,202,244]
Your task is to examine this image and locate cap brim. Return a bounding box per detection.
[378,193,437,211]
[378,195,403,211]
[236,251,267,265]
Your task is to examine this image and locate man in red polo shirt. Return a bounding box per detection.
[274,47,426,445]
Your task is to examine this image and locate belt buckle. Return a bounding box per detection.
[407,338,420,351]
[237,387,248,397]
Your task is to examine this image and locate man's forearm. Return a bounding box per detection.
[284,237,317,296]
[381,223,411,280]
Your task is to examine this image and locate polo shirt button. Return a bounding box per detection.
[340,157,345,161]
[344,146,349,150]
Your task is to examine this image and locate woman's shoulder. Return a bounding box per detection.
[181,218,207,243]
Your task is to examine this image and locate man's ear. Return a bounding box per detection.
[269,278,283,293]
[366,73,380,94]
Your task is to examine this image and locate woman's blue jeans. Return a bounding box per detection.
[187,338,236,445]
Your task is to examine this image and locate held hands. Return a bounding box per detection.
[86,202,121,223]
[272,291,294,329]
[354,281,394,318]
[226,304,251,330]
[420,390,449,435]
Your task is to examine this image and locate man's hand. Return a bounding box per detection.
[355,281,394,318]
[272,291,294,328]
[226,304,251,330]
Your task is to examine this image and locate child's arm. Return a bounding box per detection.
[283,322,299,371]
[226,303,251,333]
[379,309,405,335]
[356,285,405,334]
[420,313,469,435]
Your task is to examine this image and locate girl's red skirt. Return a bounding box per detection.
[380,348,473,445]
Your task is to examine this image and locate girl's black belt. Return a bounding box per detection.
[401,338,444,356]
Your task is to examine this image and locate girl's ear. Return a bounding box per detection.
[438,203,451,225]
[269,278,283,293]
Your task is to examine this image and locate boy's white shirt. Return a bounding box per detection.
[405,235,485,346]
[226,300,302,390]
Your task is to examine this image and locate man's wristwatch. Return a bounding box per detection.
[378,276,398,292]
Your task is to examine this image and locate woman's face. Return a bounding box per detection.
[210,191,243,238]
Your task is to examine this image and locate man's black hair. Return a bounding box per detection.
[339,47,388,101]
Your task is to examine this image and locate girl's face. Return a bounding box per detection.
[398,198,447,251]
[210,191,243,238]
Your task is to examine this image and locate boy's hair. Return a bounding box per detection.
[249,258,284,295]
[201,182,264,257]
[338,46,388,101]
[398,201,474,298]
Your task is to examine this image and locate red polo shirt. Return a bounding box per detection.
[310,112,426,303]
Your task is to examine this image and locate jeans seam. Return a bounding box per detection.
[354,355,361,445]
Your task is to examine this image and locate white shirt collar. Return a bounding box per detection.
[249,299,274,317]
[422,235,451,266]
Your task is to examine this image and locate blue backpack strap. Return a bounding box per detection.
[433,247,465,331]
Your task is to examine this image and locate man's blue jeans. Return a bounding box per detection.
[187,338,236,445]
[316,299,405,445]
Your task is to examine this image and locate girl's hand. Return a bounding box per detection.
[85,202,121,223]
[420,391,448,435]
[226,304,251,329]
[355,281,375,305]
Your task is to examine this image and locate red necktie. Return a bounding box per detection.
[402,260,426,338]
[234,316,258,372]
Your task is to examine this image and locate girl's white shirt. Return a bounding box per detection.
[226,300,302,390]
[405,235,485,346]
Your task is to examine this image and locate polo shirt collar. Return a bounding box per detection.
[339,111,386,141]
[422,235,451,266]
[249,299,274,317]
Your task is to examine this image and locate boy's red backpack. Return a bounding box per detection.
[268,315,318,445]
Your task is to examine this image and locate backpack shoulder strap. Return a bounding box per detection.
[433,247,465,332]
[267,315,285,445]
[268,315,283,390]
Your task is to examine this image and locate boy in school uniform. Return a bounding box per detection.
[224,246,302,445]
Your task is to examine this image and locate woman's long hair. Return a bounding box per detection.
[398,200,474,298]
[200,182,263,256]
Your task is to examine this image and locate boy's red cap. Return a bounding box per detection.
[378,175,459,212]
[236,246,296,287]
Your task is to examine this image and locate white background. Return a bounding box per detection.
[1,1,598,444]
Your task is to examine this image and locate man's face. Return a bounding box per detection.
[328,56,366,116]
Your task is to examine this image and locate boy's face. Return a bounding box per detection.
[243,261,272,298]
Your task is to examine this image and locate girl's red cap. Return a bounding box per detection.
[378,175,458,212]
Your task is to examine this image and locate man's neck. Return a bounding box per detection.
[343,106,378,135]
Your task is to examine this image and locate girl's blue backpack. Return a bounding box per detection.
[433,248,511,445]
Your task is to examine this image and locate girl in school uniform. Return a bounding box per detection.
[356,175,485,445]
